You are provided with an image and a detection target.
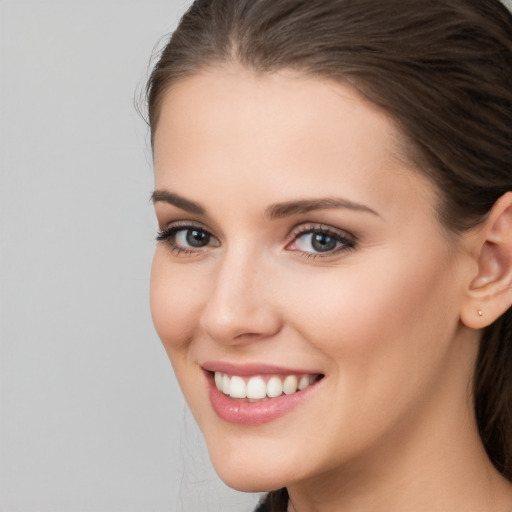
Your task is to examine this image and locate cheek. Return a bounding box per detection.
[149,248,206,356]
[280,243,461,380]
[150,249,212,422]
[264,245,464,464]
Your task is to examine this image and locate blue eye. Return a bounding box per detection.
[157,223,354,257]
[176,228,212,248]
[290,226,356,256]
[297,232,339,252]
[156,225,219,253]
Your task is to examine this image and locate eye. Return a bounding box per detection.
[287,225,356,257]
[175,228,211,248]
[156,224,219,254]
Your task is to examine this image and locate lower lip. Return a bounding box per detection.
[206,373,321,425]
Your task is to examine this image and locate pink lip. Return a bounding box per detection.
[202,360,319,376]
[203,367,323,426]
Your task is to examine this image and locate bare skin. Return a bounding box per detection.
[150,66,512,512]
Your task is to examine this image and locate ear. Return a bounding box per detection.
[460,192,512,329]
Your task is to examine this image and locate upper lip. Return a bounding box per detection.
[201,360,323,376]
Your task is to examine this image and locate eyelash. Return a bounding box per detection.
[156,222,215,257]
[156,222,357,259]
[288,224,356,259]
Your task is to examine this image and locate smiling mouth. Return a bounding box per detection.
[212,371,324,401]
[204,367,325,425]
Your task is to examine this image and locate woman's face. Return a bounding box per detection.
[150,68,477,491]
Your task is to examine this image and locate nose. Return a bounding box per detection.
[199,249,283,345]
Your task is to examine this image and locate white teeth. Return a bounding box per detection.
[283,375,298,395]
[229,376,246,398]
[247,376,267,400]
[214,372,318,400]
[266,376,283,398]
[298,375,310,390]
[222,374,230,394]
[215,372,223,391]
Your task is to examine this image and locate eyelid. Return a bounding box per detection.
[290,221,355,238]
[288,221,356,241]
[156,221,220,256]
[156,220,356,259]
[157,219,209,235]
[285,222,357,257]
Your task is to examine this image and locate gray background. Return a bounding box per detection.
[2,1,512,511]
[0,1,260,511]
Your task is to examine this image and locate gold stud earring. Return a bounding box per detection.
[478,309,483,317]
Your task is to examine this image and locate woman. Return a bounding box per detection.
[146,1,512,510]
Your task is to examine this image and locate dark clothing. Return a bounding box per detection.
[254,489,289,512]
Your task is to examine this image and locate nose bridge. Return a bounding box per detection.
[199,243,281,344]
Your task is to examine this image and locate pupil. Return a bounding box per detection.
[186,229,209,247]
[312,233,337,252]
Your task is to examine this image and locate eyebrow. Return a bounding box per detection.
[151,190,206,215]
[151,190,379,219]
[265,197,380,219]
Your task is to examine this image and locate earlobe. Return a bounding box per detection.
[460,192,512,329]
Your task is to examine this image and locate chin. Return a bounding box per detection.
[207,443,294,492]
[214,464,289,493]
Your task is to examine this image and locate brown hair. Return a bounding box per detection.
[146,0,512,486]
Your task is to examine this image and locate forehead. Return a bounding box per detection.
[154,66,405,159]
[153,67,436,217]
